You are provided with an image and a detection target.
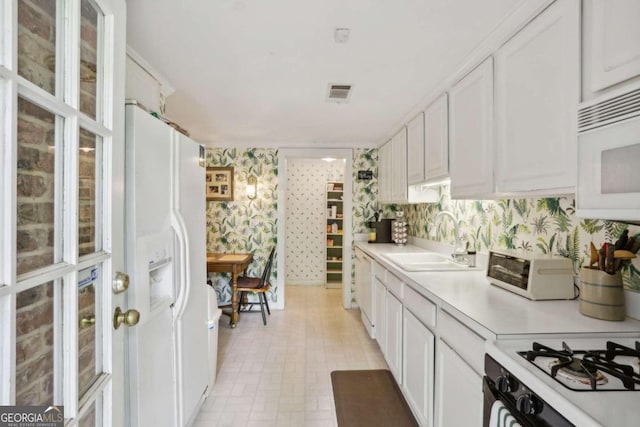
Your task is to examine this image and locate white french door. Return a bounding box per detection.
[0,0,126,425]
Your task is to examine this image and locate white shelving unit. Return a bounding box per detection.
[325,182,344,289]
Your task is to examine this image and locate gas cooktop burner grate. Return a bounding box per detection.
[605,341,640,360]
[519,341,640,391]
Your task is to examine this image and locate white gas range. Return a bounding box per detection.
[485,335,640,427]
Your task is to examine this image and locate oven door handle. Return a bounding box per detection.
[483,376,537,427]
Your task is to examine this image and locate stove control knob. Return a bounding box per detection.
[516,393,540,415]
[496,374,517,393]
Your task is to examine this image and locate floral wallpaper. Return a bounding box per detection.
[285,159,344,285]
[206,148,278,304]
[399,184,640,292]
[352,149,379,233]
[205,145,640,308]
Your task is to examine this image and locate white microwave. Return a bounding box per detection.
[577,87,640,224]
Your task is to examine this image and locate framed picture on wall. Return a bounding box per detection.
[206,167,234,201]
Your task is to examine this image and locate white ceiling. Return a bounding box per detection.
[126,0,521,147]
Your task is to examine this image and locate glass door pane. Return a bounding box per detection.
[16,97,61,276]
[77,265,103,396]
[17,0,58,95]
[78,128,102,256]
[80,0,102,120]
[15,280,61,405]
[77,397,101,427]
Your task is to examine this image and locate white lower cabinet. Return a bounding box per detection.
[435,340,483,427]
[402,308,435,427]
[355,249,374,337]
[374,277,386,352]
[355,251,487,427]
[385,292,403,384]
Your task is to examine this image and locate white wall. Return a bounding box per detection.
[285,159,344,285]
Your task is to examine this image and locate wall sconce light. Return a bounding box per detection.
[246,175,257,199]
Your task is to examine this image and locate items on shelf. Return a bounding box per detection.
[326,181,344,289]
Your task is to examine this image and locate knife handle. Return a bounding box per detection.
[598,248,605,271]
[606,245,615,274]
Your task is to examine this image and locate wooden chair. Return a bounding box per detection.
[237,247,275,325]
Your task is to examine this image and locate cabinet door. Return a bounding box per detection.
[378,141,392,203]
[354,250,364,308]
[407,112,425,185]
[385,292,403,384]
[435,340,483,427]
[449,57,494,198]
[424,93,449,182]
[356,251,373,330]
[588,0,640,92]
[402,308,435,427]
[495,0,579,194]
[391,127,408,202]
[374,278,386,352]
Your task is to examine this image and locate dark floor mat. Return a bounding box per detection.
[331,369,419,427]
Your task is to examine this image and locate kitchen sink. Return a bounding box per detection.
[381,252,481,272]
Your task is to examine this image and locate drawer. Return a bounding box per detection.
[438,310,485,375]
[386,272,403,299]
[373,261,387,283]
[403,286,436,330]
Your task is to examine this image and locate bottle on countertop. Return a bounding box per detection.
[467,245,476,267]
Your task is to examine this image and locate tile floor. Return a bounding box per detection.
[194,285,388,427]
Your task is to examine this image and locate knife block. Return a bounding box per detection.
[579,267,625,321]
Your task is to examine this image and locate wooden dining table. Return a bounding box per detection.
[207,252,253,328]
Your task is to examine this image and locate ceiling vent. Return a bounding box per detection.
[327,84,352,103]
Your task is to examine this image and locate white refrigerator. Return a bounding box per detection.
[124,103,210,426]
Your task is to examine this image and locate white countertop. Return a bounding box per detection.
[355,242,640,339]
[356,242,640,427]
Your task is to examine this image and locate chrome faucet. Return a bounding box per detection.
[434,211,466,262]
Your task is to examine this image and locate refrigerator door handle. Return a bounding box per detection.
[171,211,191,318]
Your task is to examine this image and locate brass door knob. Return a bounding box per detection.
[79,315,96,329]
[113,307,140,329]
[112,272,130,294]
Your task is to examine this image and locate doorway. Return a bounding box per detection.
[277,149,353,310]
[285,158,346,287]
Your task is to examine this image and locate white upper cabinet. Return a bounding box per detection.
[380,127,408,204]
[392,127,408,203]
[378,140,392,203]
[585,0,640,95]
[449,57,494,198]
[424,93,449,182]
[407,112,425,185]
[407,93,449,187]
[495,0,579,194]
